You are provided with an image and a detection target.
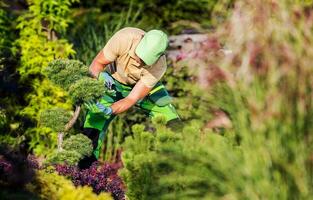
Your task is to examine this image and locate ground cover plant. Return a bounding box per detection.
[55,162,124,200]
[0,145,113,200]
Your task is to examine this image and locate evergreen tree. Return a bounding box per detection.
[15,0,78,155]
[39,59,106,164]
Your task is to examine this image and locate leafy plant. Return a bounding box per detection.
[68,77,105,104]
[63,134,93,158]
[27,170,112,200]
[0,145,37,187]
[47,150,82,166]
[47,134,93,166]
[39,108,72,133]
[14,0,77,155]
[45,59,106,104]
[45,59,89,90]
[120,0,313,199]
[55,162,124,200]
[40,59,108,156]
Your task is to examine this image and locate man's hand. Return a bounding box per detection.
[84,101,113,116]
[111,80,152,114]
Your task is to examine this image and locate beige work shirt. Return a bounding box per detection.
[102,27,167,88]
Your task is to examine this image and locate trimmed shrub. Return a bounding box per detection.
[45,59,89,90]
[63,134,93,158]
[68,77,105,104]
[39,108,72,133]
[47,134,93,166]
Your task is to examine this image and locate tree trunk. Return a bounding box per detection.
[57,132,64,152]
[65,106,81,131]
[57,105,81,151]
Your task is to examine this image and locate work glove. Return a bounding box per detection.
[98,72,116,96]
[84,101,113,116]
[98,72,114,89]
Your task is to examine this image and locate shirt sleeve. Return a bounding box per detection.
[102,31,123,61]
[140,55,167,88]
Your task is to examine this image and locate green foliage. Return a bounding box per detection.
[0,7,24,143]
[48,150,81,165]
[45,59,89,90]
[120,125,159,200]
[77,0,230,33]
[63,134,93,158]
[26,170,112,200]
[14,0,77,155]
[164,64,212,123]
[122,118,311,199]
[0,108,7,131]
[120,1,313,199]
[0,8,12,60]
[47,134,93,165]
[39,108,72,133]
[45,59,106,104]
[68,77,105,104]
[69,5,141,64]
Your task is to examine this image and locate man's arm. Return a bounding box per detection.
[89,50,112,78]
[110,56,167,115]
[111,80,152,114]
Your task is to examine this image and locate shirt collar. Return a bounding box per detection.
[128,34,145,67]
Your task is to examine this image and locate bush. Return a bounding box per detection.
[68,77,105,104]
[39,108,72,133]
[48,150,82,166]
[26,170,113,200]
[45,59,106,105]
[47,134,93,166]
[120,0,313,199]
[45,59,89,90]
[121,118,311,199]
[0,145,36,187]
[55,162,125,200]
[62,134,93,157]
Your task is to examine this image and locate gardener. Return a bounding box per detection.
[80,27,180,168]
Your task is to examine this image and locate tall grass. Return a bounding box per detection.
[72,5,141,64]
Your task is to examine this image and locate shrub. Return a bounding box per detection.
[40,59,107,161]
[68,77,105,104]
[48,150,82,166]
[0,145,36,187]
[121,118,311,199]
[55,162,125,200]
[39,108,72,133]
[120,0,313,199]
[26,170,113,200]
[62,134,93,157]
[47,134,93,166]
[45,59,106,105]
[45,59,89,90]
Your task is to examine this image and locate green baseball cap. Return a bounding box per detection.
[135,30,168,66]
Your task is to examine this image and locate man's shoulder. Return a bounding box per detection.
[115,27,146,37]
